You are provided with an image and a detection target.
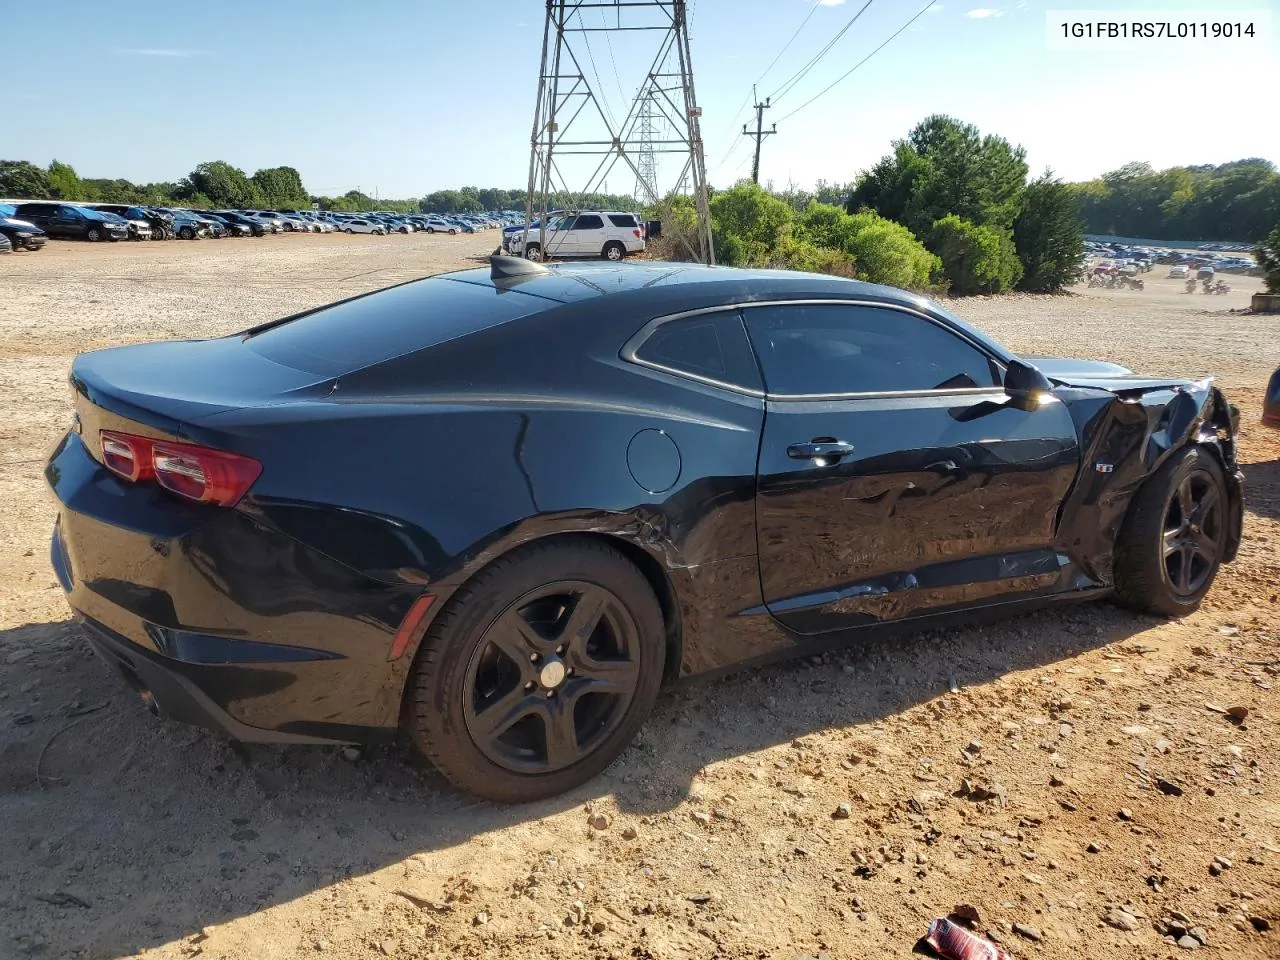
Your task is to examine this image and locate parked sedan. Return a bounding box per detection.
[47,258,1244,802]
[0,212,48,251]
[339,218,386,234]
[1265,364,1280,428]
[214,211,268,237]
[199,212,251,237]
[12,203,129,241]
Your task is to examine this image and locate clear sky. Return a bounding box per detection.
[4,0,1276,198]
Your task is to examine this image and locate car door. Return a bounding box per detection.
[567,213,605,256]
[18,204,56,235]
[748,301,1081,635]
[51,206,86,239]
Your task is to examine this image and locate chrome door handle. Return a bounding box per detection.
[787,440,854,461]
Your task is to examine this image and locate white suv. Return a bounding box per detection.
[508,211,645,262]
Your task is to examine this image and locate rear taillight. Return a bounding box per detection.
[100,431,156,482]
[98,431,261,507]
[633,229,643,238]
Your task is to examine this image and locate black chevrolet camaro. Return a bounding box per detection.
[47,258,1244,801]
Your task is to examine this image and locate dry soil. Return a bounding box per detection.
[1,235,1277,960]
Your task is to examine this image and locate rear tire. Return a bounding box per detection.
[1114,446,1227,616]
[449,228,457,235]
[602,241,625,262]
[405,538,664,803]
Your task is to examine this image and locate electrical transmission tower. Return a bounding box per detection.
[523,0,714,264]
[634,93,659,204]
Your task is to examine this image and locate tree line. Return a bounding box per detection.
[0,159,640,216]
[1072,159,1279,243]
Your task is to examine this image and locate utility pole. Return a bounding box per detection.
[742,86,775,184]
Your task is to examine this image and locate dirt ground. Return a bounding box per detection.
[1,235,1277,960]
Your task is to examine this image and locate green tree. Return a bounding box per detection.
[47,160,84,200]
[930,215,1022,295]
[850,115,1028,236]
[1013,171,1086,292]
[181,161,261,208]
[252,166,309,208]
[1257,226,1280,294]
[0,160,55,199]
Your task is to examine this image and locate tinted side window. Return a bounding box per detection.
[632,311,762,392]
[742,303,998,396]
[608,214,637,228]
[574,215,603,230]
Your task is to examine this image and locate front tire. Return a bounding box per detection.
[86,227,102,242]
[524,243,543,262]
[1114,446,1228,616]
[405,538,665,803]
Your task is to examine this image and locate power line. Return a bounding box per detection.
[757,0,823,87]
[741,88,776,184]
[709,0,823,174]
[777,0,936,123]
[768,0,876,103]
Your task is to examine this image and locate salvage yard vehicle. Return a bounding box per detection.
[339,217,386,234]
[47,258,1244,803]
[0,210,47,251]
[507,210,646,261]
[13,202,129,241]
[1265,365,1280,427]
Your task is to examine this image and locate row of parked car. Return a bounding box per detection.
[0,201,519,252]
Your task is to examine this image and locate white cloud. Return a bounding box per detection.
[112,48,210,58]
[927,3,943,11]
[965,8,1002,18]
[816,0,846,6]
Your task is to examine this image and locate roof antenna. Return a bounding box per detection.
[490,254,549,281]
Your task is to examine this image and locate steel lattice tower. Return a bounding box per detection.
[522,0,714,264]
[634,93,659,204]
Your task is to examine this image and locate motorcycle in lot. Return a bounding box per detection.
[1186,278,1199,293]
[1205,279,1231,295]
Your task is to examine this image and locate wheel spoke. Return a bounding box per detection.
[567,654,639,696]
[487,616,543,673]
[1177,544,1195,591]
[1194,484,1220,524]
[559,588,607,651]
[1177,479,1193,521]
[538,699,580,768]
[471,687,539,741]
[1162,527,1181,558]
[1192,530,1218,564]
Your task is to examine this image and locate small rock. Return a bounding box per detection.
[842,664,857,675]
[340,746,361,762]
[951,904,981,926]
[691,811,712,826]
[1013,922,1043,942]
[379,940,397,956]
[1118,808,1134,821]
[591,920,607,934]
[1059,799,1078,812]
[832,802,852,820]
[1155,778,1184,797]
[966,739,983,754]
[1249,915,1271,933]
[1087,842,1101,853]
[1122,725,1149,736]
[1106,908,1140,931]
[1213,854,1232,869]
[1209,862,1223,877]
[1218,625,1239,636]
[5,649,33,665]
[1177,934,1200,950]
[587,812,611,831]
[1059,722,1073,737]
[621,825,638,840]
[1189,927,1208,945]
[1049,774,1066,788]
[473,911,489,925]
[1225,705,1249,723]
[687,892,713,904]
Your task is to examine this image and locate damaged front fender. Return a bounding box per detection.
[1055,377,1243,587]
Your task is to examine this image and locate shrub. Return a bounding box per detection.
[796,203,939,289]
[709,181,795,266]
[1257,226,1280,293]
[929,214,1023,295]
[1013,172,1086,292]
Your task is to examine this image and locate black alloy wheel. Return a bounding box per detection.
[1162,469,1223,598]
[462,581,641,774]
[1114,446,1228,615]
[405,538,664,802]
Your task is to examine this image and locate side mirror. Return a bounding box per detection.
[1003,358,1053,405]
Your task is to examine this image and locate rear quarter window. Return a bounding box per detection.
[244,277,552,376]
[608,214,638,228]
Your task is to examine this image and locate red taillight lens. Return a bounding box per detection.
[97,431,261,507]
[100,431,156,482]
[633,228,643,238]
[152,442,262,507]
